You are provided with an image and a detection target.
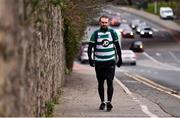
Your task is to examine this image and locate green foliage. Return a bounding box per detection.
[63,19,81,71]
[44,100,55,117]
[26,1,49,24]
[62,1,103,71]
[62,1,87,71]
[50,0,66,7]
[31,0,39,7]
[145,3,155,14]
[145,1,177,15]
[28,0,101,71]
[43,88,63,116]
[64,67,70,75]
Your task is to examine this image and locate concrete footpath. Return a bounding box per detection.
[54,62,171,117]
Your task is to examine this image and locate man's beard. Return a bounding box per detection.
[100,26,108,31]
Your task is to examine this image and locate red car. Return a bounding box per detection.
[120,23,134,38]
[110,17,121,26]
[122,29,134,38]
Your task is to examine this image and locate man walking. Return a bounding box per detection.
[88,15,122,111]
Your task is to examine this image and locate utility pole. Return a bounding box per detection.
[154,0,157,14]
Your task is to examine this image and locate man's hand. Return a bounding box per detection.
[117,58,122,67]
[89,59,95,67]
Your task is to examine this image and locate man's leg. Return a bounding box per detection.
[107,77,114,102]
[97,77,105,102]
[106,61,115,102]
[106,62,115,111]
[95,63,106,110]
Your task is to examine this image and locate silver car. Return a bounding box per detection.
[79,46,89,63]
[121,50,136,65]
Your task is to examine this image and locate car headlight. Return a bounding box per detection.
[130,32,133,35]
[140,31,144,34]
[149,31,153,34]
[137,29,140,32]
[132,25,135,28]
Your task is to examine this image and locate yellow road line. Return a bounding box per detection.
[115,77,159,118]
[124,72,180,99]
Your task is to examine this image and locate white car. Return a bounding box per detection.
[79,46,89,63]
[139,26,153,37]
[78,41,89,63]
[160,7,174,19]
[121,50,136,65]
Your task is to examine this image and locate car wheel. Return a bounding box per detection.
[81,60,85,64]
[130,62,136,66]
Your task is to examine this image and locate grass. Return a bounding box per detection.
[44,100,55,117]
[43,88,63,117]
[145,2,177,15]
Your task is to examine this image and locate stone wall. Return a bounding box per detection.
[0,0,65,116]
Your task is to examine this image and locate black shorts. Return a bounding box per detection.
[95,60,115,80]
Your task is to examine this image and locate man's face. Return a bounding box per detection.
[99,17,109,29]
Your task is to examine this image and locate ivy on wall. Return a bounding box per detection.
[28,0,101,71]
[61,0,101,71]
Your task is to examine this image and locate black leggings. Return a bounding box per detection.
[95,61,115,102]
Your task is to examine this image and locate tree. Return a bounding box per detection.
[127,0,132,5]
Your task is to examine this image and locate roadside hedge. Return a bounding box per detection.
[61,0,101,72]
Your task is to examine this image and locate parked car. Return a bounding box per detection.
[129,40,144,52]
[139,26,153,37]
[160,7,174,19]
[121,50,136,65]
[79,46,89,63]
[78,41,89,63]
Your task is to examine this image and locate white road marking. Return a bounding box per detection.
[169,51,180,63]
[115,77,132,95]
[140,69,145,72]
[115,77,159,118]
[155,52,161,56]
[143,52,180,72]
[152,28,159,32]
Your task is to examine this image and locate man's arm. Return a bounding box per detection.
[110,29,122,67]
[114,41,122,67]
[88,42,95,67]
[88,30,97,67]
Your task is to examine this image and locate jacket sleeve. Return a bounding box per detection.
[88,30,97,60]
[111,29,122,60]
[114,41,122,61]
[88,42,95,61]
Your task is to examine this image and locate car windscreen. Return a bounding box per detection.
[163,10,172,13]
[144,28,152,30]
